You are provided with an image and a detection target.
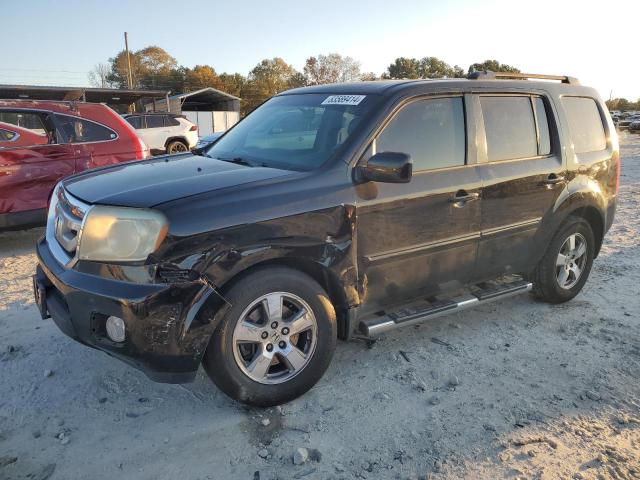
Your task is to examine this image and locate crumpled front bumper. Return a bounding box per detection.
[34,237,224,383]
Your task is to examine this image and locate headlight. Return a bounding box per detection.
[78,206,168,262]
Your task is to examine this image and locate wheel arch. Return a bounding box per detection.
[164,136,189,149]
[567,205,605,257]
[215,257,353,339]
[551,187,607,258]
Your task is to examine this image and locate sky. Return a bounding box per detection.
[2,0,639,100]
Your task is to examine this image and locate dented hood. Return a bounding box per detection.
[62,153,294,208]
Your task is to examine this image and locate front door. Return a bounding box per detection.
[356,95,482,313]
[474,94,565,279]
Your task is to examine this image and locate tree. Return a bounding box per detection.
[303,53,361,84]
[183,65,225,92]
[243,58,302,113]
[419,57,465,78]
[107,46,183,91]
[606,98,640,111]
[467,59,520,74]
[219,72,246,98]
[360,72,380,81]
[386,57,421,79]
[386,56,465,79]
[88,63,113,88]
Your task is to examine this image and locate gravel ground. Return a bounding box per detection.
[1,134,639,480]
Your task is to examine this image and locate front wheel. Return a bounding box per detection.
[202,267,337,406]
[530,215,595,304]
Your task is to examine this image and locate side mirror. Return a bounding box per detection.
[357,152,412,184]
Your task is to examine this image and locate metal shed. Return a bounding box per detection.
[0,84,169,112]
[145,87,241,136]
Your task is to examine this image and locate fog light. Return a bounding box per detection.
[105,316,126,343]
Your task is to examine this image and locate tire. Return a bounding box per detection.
[530,215,595,304]
[202,267,337,407]
[166,140,188,154]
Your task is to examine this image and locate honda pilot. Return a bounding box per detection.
[34,72,619,406]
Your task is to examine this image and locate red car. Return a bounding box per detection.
[0,100,150,230]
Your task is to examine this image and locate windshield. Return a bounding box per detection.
[205,93,380,171]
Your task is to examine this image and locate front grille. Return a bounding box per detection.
[46,185,90,268]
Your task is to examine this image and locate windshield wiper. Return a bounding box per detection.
[216,156,270,168]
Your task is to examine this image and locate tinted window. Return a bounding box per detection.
[145,115,164,128]
[165,115,180,126]
[376,97,466,171]
[54,115,117,144]
[533,97,551,155]
[0,128,17,141]
[561,97,606,153]
[481,96,537,161]
[126,116,144,129]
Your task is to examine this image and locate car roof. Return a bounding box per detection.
[280,78,595,98]
[123,112,181,117]
[0,99,106,115]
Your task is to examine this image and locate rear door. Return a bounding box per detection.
[356,95,482,313]
[0,109,74,216]
[474,93,565,279]
[52,113,119,170]
[144,114,169,150]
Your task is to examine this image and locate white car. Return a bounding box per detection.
[123,113,198,155]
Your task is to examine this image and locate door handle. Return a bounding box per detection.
[542,173,565,186]
[450,190,480,206]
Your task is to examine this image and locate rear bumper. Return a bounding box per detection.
[35,238,224,383]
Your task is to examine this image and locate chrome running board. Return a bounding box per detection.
[359,280,532,337]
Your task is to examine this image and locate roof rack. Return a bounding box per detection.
[467,70,580,85]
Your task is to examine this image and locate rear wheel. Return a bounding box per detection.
[166,140,188,154]
[202,267,337,406]
[531,216,595,303]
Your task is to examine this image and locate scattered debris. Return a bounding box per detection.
[257,448,269,459]
[44,369,53,378]
[293,447,309,465]
[431,337,451,347]
[0,456,17,468]
[586,390,601,401]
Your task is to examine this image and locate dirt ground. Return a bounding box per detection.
[1,133,639,480]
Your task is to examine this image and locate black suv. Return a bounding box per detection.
[34,72,619,406]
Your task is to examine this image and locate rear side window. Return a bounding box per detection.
[480,96,537,161]
[54,115,117,144]
[126,116,144,129]
[561,97,606,153]
[145,115,164,128]
[165,115,180,126]
[376,97,466,171]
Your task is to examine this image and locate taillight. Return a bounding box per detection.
[189,125,198,132]
[138,138,151,159]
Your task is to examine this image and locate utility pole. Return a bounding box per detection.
[124,32,133,89]
[124,32,134,112]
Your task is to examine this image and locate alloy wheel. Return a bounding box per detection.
[556,233,588,289]
[232,292,318,384]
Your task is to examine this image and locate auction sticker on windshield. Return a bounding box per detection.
[321,95,366,106]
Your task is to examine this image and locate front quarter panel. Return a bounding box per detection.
[154,167,360,308]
